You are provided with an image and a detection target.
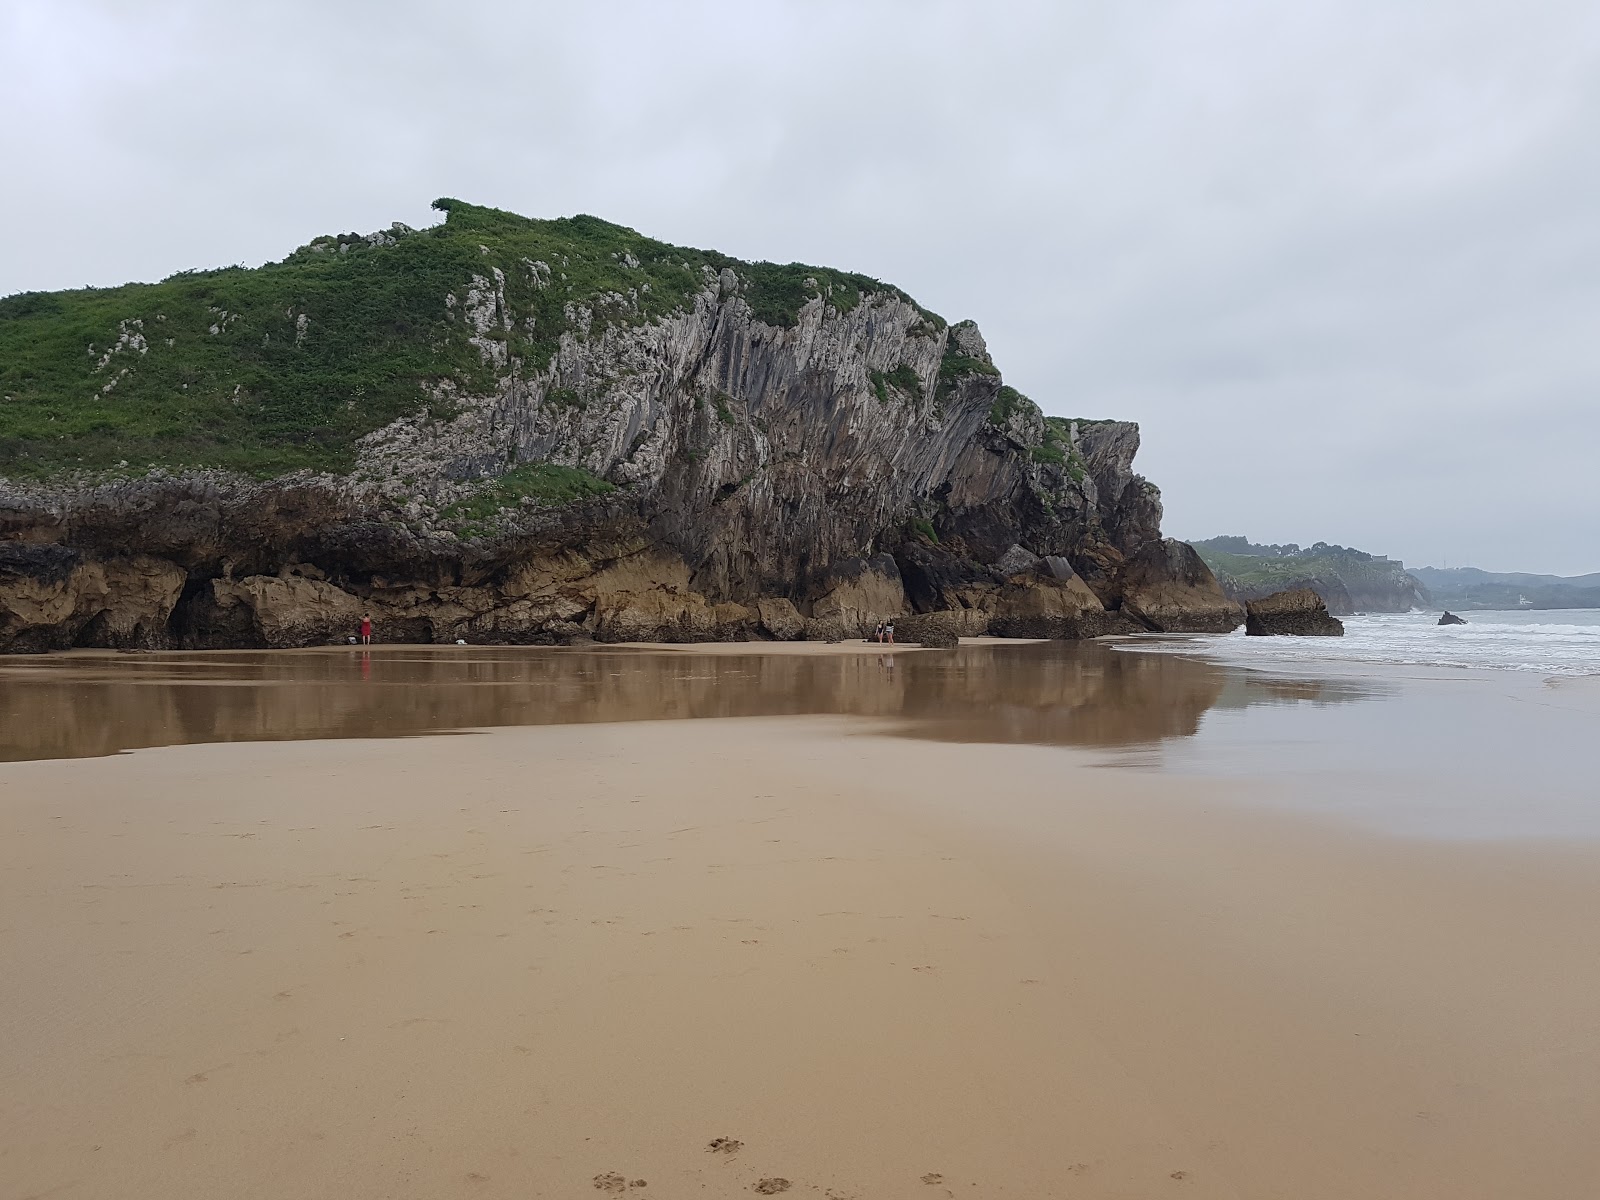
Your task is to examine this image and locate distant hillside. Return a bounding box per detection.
[1410,566,1600,590]
[1190,536,1426,614]
[1410,567,1600,612]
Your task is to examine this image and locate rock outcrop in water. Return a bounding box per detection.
[0,201,1239,652]
[1244,588,1345,637]
[1438,611,1467,626]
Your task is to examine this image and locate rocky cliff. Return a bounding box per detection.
[0,201,1238,651]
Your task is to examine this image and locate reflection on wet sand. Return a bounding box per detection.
[0,640,1376,763]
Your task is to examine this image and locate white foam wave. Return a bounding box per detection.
[1123,609,1600,676]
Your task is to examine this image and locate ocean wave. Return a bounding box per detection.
[1121,609,1600,676]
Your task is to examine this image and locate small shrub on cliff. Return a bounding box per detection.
[870,366,922,404]
[935,342,1000,408]
[989,384,1032,426]
[1032,415,1087,481]
[442,462,613,531]
[734,261,921,329]
[886,364,920,393]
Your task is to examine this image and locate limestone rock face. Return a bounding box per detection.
[893,541,997,613]
[0,545,105,651]
[1119,540,1244,634]
[459,596,589,645]
[1,259,1231,650]
[591,589,719,643]
[181,573,366,649]
[807,555,907,640]
[1244,588,1345,636]
[0,544,186,651]
[94,556,188,648]
[987,570,1110,640]
[756,597,805,641]
[994,544,1045,577]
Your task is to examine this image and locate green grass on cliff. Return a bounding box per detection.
[441,462,614,535]
[1035,416,1087,482]
[988,383,1033,426]
[869,364,922,403]
[0,200,942,480]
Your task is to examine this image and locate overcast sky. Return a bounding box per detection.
[4,0,1597,573]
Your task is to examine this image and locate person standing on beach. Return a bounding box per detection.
[360,613,373,646]
[884,619,895,645]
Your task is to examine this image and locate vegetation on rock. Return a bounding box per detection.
[869,364,923,404]
[0,200,938,480]
[440,463,615,535]
[935,342,1000,408]
[1034,416,1088,482]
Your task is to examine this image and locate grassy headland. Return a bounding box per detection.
[0,201,936,480]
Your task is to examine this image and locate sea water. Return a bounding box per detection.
[1116,609,1600,838]
[1138,609,1600,676]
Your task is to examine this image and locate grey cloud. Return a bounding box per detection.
[4,0,1598,572]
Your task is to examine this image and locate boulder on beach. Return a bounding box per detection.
[1117,539,1245,633]
[892,611,962,648]
[1438,611,1468,626]
[1244,588,1345,637]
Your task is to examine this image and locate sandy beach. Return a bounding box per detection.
[4,644,1600,1199]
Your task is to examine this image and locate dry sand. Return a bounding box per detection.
[4,702,1600,1197]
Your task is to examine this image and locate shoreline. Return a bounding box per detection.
[4,715,1599,1198]
[4,639,1597,783]
[0,634,1055,660]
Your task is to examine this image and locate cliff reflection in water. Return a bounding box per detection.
[0,641,1376,763]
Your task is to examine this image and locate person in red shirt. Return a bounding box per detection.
[360,613,373,645]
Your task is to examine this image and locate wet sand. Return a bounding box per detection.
[4,646,1600,1198]
[0,639,1369,763]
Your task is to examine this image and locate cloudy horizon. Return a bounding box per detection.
[5,0,1597,574]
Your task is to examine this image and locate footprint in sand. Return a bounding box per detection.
[920,1174,944,1185]
[754,1180,791,1194]
[593,1172,627,1193]
[706,1137,743,1154]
